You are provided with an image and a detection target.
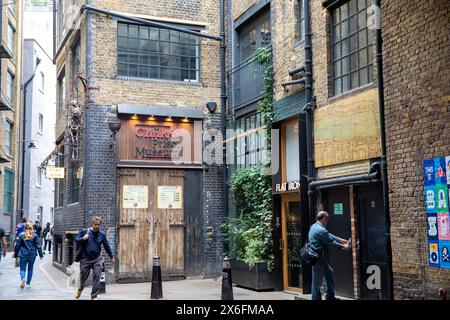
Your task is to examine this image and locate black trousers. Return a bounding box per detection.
[79,256,103,298]
[44,239,52,251]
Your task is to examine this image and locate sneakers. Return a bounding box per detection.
[91,296,98,300]
[75,289,82,299]
[26,284,31,288]
[20,279,26,289]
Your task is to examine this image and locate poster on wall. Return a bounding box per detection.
[123,185,148,209]
[157,186,183,209]
[424,155,450,268]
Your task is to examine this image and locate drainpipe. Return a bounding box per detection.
[220,0,228,245]
[53,0,56,60]
[375,0,393,300]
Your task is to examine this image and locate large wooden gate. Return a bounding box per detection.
[118,168,185,281]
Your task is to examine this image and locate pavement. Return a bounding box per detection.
[0,252,305,300]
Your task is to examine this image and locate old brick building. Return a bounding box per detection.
[382,0,450,299]
[46,0,225,282]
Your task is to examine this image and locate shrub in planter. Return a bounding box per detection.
[221,165,274,271]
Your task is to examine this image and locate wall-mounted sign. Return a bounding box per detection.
[157,186,182,209]
[423,155,450,269]
[274,181,300,193]
[46,166,65,179]
[123,185,148,209]
[334,203,344,215]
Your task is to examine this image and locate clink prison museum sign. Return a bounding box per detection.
[134,125,181,159]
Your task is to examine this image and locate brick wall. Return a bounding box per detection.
[382,0,450,299]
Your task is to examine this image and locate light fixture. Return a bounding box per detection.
[206,101,217,113]
[108,120,122,148]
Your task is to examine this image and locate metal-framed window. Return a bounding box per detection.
[5,120,13,155]
[117,22,200,82]
[6,71,14,105]
[237,10,271,62]
[235,113,266,169]
[72,39,81,89]
[298,0,305,41]
[7,22,15,56]
[332,0,374,96]
[69,161,79,204]
[58,69,66,117]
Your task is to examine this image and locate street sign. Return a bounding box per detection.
[46,166,65,179]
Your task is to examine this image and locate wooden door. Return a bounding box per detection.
[118,168,185,280]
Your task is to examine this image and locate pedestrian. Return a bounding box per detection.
[15,217,28,267]
[74,216,114,300]
[33,220,43,241]
[13,222,44,288]
[0,226,7,263]
[42,222,53,254]
[308,211,350,300]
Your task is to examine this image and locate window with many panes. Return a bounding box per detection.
[297,0,305,41]
[5,120,13,155]
[6,71,14,105]
[4,169,14,214]
[238,10,271,62]
[332,0,374,96]
[235,113,266,168]
[117,23,200,82]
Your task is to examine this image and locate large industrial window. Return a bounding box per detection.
[235,113,266,169]
[238,10,271,62]
[332,0,374,96]
[117,22,200,82]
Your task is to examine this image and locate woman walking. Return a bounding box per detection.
[14,222,44,288]
[42,222,53,254]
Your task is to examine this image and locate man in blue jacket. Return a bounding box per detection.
[74,216,114,300]
[308,211,350,300]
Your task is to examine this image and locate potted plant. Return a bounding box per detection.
[221,165,274,291]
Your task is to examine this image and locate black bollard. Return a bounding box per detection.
[98,261,106,294]
[221,256,233,300]
[151,256,163,299]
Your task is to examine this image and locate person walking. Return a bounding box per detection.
[33,220,43,242]
[308,211,350,300]
[13,222,44,288]
[14,217,28,267]
[42,223,53,254]
[74,216,114,300]
[0,226,7,263]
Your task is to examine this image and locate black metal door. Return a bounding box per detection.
[357,184,389,300]
[323,187,354,298]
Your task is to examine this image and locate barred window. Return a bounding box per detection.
[117,22,200,82]
[235,113,266,169]
[332,0,374,96]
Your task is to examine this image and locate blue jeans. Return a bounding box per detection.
[19,256,36,285]
[311,256,336,300]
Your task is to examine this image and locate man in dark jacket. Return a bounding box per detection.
[0,227,7,262]
[74,216,114,300]
[308,211,350,300]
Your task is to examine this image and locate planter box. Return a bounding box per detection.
[230,259,274,291]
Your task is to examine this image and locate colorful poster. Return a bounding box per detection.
[425,186,437,213]
[423,159,435,186]
[446,156,450,185]
[428,242,440,267]
[439,241,450,269]
[435,157,447,185]
[436,184,449,212]
[438,213,450,240]
[426,213,439,241]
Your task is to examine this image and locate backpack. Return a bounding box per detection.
[74,228,90,262]
[299,242,319,266]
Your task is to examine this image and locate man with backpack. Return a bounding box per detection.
[74,216,114,300]
[308,211,350,300]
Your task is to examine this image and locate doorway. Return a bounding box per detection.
[322,187,354,298]
[118,168,185,281]
[281,193,302,292]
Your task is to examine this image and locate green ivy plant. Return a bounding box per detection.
[221,165,274,271]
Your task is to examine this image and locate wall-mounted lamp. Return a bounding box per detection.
[108,121,122,148]
[206,101,217,114]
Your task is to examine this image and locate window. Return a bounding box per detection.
[285,121,300,182]
[5,120,13,155]
[6,71,14,105]
[237,10,271,62]
[57,0,65,42]
[37,167,43,187]
[37,206,43,221]
[69,161,79,204]
[297,0,305,41]
[4,169,14,214]
[235,113,266,169]
[38,114,44,133]
[7,22,15,55]
[117,23,200,82]
[72,40,81,89]
[55,146,65,207]
[58,69,66,117]
[50,207,54,224]
[40,72,45,92]
[332,0,374,96]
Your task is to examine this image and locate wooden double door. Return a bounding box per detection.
[117,168,186,281]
